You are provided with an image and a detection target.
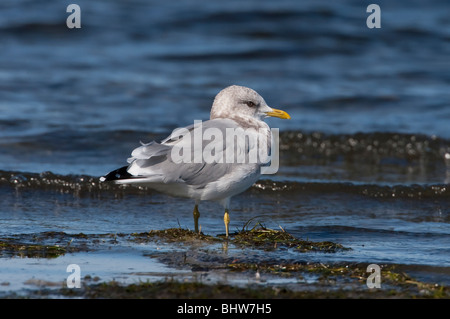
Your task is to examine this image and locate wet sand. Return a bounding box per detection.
[1,227,448,299]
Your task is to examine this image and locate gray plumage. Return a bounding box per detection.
[100,85,290,236]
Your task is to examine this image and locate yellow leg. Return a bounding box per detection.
[193,205,200,233]
[224,209,230,238]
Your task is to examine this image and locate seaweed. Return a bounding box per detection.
[0,240,66,258]
[230,220,349,253]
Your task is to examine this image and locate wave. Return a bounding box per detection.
[2,129,449,160]
[1,130,449,186]
[1,170,449,199]
[279,131,450,165]
[0,22,76,38]
[252,180,450,199]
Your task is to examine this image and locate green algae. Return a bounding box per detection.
[226,262,450,298]
[130,222,350,253]
[1,227,447,299]
[230,222,349,253]
[130,228,221,244]
[1,220,348,258]
[56,280,353,299]
[0,240,66,258]
[0,231,117,258]
[46,274,450,299]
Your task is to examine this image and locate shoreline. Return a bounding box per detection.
[1,227,448,299]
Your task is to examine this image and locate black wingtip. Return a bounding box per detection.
[100,166,132,182]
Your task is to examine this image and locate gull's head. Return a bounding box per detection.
[210,85,291,123]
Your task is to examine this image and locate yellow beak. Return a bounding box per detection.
[265,108,291,120]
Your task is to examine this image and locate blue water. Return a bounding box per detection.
[0,0,449,295]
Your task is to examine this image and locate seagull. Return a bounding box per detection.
[100,85,290,237]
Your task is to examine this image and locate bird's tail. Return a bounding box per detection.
[100,166,132,182]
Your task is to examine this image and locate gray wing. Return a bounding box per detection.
[125,118,246,189]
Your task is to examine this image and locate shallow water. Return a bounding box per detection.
[0,0,449,296]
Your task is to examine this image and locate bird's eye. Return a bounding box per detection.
[246,101,256,108]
